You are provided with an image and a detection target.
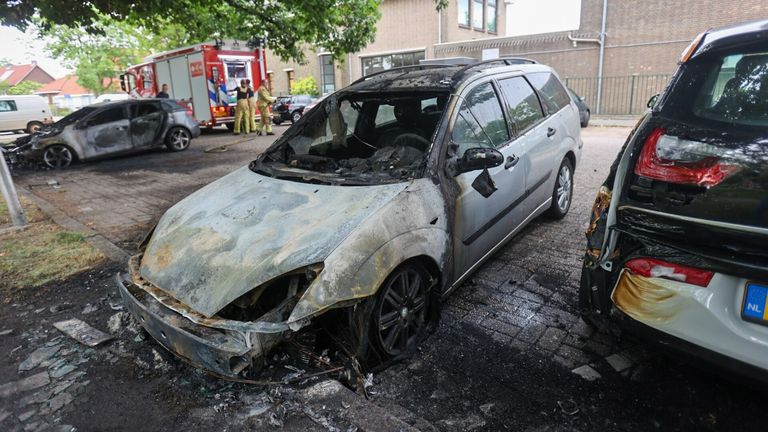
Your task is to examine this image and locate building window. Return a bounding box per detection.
[487,0,497,33]
[458,0,470,26]
[266,72,274,94]
[320,54,335,94]
[286,70,295,93]
[472,0,484,29]
[361,50,426,76]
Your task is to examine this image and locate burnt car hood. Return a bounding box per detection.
[139,166,409,318]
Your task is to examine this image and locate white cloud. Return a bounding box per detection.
[0,26,72,78]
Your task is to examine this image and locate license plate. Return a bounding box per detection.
[742,282,768,323]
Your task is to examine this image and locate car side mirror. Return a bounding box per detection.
[456,147,504,174]
[647,94,660,109]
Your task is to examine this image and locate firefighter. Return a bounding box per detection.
[233,79,250,135]
[246,79,257,132]
[255,79,276,135]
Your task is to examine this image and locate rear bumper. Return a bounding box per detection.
[116,273,288,378]
[582,259,768,381]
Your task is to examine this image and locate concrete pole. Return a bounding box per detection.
[0,153,26,227]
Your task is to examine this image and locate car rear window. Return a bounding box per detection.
[685,53,768,127]
[526,72,571,114]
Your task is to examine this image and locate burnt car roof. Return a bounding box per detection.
[347,61,552,93]
[692,18,768,59]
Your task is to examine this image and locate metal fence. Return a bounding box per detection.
[563,74,671,115]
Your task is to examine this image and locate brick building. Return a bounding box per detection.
[266,0,768,114]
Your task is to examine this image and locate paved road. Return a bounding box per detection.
[6,125,765,431]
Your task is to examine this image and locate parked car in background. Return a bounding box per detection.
[271,94,315,125]
[0,95,52,134]
[567,88,590,127]
[3,99,200,168]
[117,58,583,379]
[580,19,768,380]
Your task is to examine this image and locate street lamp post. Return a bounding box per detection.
[0,153,26,227]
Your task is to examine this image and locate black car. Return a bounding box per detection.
[567,88,590,127]
[271,94,315,125]
[580,19,768,380]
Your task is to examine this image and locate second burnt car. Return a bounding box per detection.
[2,99,200,169]
[117,59,583,379]
[580,20,768,378]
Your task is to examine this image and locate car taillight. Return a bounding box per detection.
[634,128,740,188]
[625,257,714,287]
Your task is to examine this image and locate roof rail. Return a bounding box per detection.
[351,64,455,86]
[451,57,537,81]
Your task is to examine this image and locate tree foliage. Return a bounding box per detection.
[2,0,395,62]
[0,80,43,95]
[40,15,194,94]
[292,76,320,97]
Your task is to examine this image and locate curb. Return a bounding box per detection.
[19,189,131,265]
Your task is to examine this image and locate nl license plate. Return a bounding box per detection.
[742,282,768,323]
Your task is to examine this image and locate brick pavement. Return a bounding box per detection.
[12,126,286,249]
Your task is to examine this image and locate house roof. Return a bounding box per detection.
[0,63,55,86]
[35,75,92,96]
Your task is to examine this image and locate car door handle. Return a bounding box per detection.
[547,127,557,137]
[504,155,519,169]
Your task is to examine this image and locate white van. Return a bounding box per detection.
[0,95,52,133]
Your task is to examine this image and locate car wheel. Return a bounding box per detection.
[225,122,235,132]
[348,262,433,369]
[272,117,282,125]
[42,145,74,169]
[165,127,191,151]
[581,111,590,128]
[545,158,574,219]
[27,121,43,134]
[291,111,302,124]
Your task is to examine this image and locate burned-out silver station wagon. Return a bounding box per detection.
[117,59,583,378]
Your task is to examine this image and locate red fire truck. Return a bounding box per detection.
[120,39,267,130]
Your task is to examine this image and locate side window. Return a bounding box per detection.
[527,72,571,114]
[0,100,18,112]
[133,102,161,118]
[452,82,509,152]
[498,77,544,135]
[87,106,127,127]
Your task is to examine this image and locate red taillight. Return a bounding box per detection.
[634,128,739,188]
[625,257,714,287]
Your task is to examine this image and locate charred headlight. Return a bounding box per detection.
[216,263,324,323]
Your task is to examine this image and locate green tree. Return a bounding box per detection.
[7,81,43,95]
[40,15,193,94]
[2,1,447,63]
[292,76,320,96]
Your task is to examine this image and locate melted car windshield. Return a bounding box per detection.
[254,91,450,184]
[55,107,98,127]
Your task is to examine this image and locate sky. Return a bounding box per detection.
[0,25,71,78]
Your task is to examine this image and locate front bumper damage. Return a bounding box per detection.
[116,256,293,378]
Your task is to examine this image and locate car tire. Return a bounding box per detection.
[348,262,434,369]
[291,111,302,124]
[165,127,192,152]
[26,121,43,134]
[545,157,574,219]
[581,111,590,128]
[272,117,282,125]
[225,122,235,132]
[42,144,74,169]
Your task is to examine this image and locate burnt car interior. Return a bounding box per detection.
[255,91,450,183]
